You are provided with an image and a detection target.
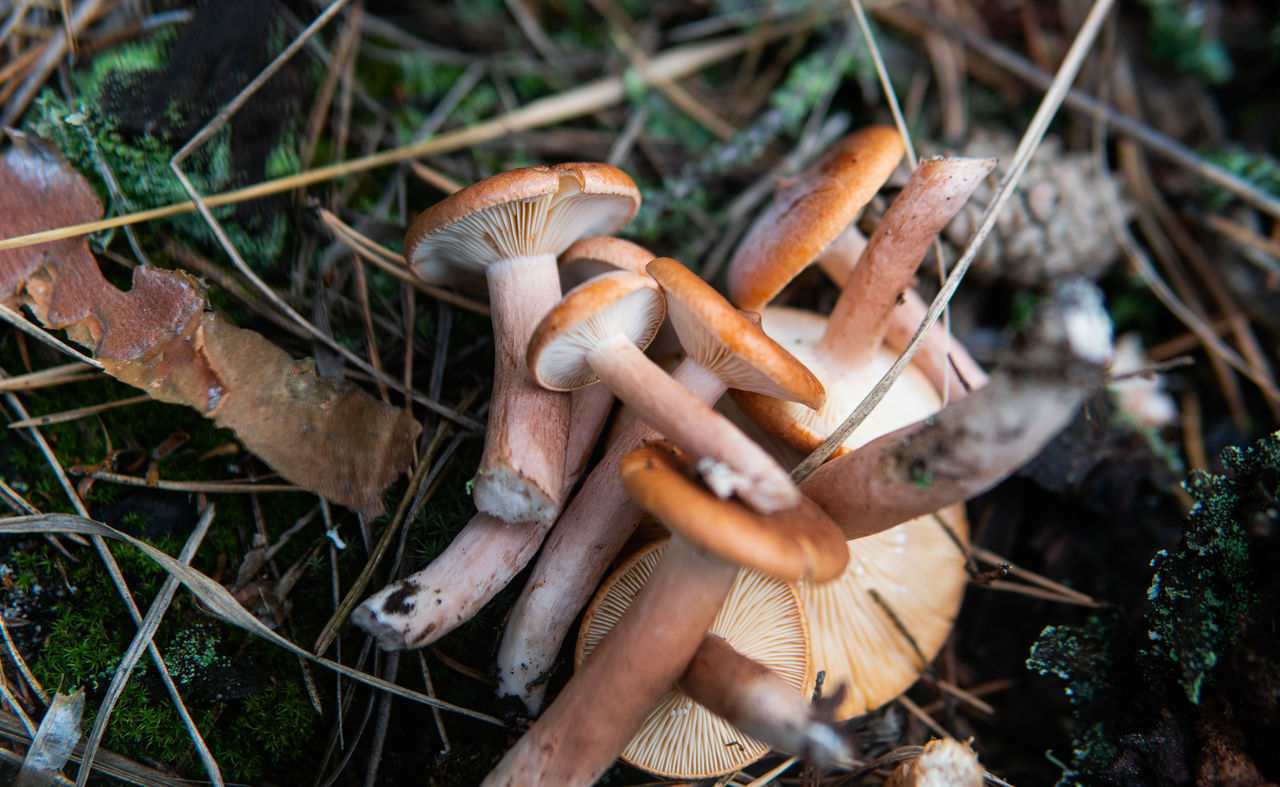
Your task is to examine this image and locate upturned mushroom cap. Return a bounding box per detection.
[645,257,826,409]
[576,539,813,779]
[800,506,968,720]
[732,306,942,455]
[559,235,656,289]
[526,271,666,391]
[727,126,906,311]
[405,163,641,281]
[619,442,847,583]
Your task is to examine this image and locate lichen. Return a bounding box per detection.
[1028,431,1278,784]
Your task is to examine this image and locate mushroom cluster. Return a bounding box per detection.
[352,130,1117,785]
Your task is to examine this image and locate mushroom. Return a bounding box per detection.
[526,266,799,512]
[405,163,641,525]
[481,442,847,787]
[727,126,906,312]
[579,539,850,778]
[495,257,823,711]
[883,738,984,787]
[794,280,1113,720]
[731,155,997,457]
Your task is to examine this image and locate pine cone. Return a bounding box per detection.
[934,130,1130,286]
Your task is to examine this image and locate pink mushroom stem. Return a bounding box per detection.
[494,360,727,711]
[477,256,572,523]
[483,541,738,786]
[352,384,613,650]
[817,226,988,397]
[817,157,997,368]
[587,336,798,511]
[681,634,851,764]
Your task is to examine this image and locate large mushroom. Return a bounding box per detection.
[495,257,823,711]
[579,539,849,778]
[482,442,847,786]
[405,163,640,525]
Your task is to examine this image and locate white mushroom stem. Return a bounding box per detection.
[681,634,852,766]
[818,157,997,368]
[587,335,798,512]
[352,385,613,650]
[483,540,739,787]
[496,360,728,712]
[817,227,988,397]
[802,280,1113,540]
[474,254,571,525]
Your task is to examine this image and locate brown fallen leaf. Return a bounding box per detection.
[1,131,419,516]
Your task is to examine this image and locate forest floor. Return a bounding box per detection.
[1,1,1278,785]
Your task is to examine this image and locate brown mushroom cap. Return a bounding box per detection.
[727,127,906,311]
[645,257,826,409]
[576,539,812,779]
[405,163,641,281]
[559,235,656,289]
[732,306,941,455]
[526,271,666,391]
[618,442,847,583]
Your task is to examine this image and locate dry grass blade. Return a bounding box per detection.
[0,305,102,370]
[0,23,812,255]
[969,545,1098,605]
[0,514,505,727]
[74,506,220,787]
[73,470,301,495]
[792,0,1118,481]
[7,394,149,429]
[742,755,799,786]
[0,709,207,787]
[0,363,96,393]
[315,207,490,315]
[2,394,221,783]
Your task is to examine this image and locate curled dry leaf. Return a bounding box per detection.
[0,132,419,516]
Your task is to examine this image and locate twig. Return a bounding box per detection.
[73,471,302,495]
[0,363,97,392]
[7,394,149,429]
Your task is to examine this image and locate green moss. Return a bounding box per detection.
[1028,431,1278,783]
[1137,0,1233,84]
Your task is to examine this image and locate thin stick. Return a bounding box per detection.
[75,471,301,495]
[743,756,800,786]
[793,0,1118,481]
[7,394,149,429]
[0,363,96,392]
[0,613,47,706]
[897,693,951,740]
[969,545,1098,604]
[0,304,103,370]
[0,26,807,254]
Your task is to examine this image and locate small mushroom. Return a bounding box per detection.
[405,163,641,525]
[732,156,997,456]
[527,267,799,512]
[727,126,906,312]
